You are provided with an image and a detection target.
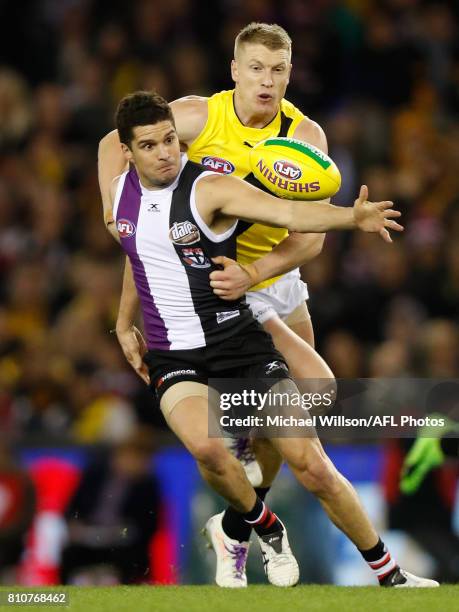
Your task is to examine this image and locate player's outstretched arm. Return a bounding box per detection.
[197,174,403,237]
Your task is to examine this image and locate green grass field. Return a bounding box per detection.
[1,585,458,612]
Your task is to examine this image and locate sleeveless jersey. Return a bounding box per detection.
[113,155,253,351]
[187,89,305,290]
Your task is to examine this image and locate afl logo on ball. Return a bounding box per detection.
[169,221,200,245]
[117,218,136,238]
[202,156,235,174]
[274,160,302,180]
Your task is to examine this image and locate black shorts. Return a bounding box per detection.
[143,320,290,403]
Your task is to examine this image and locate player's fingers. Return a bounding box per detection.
[212,287,229,296]
[209,279,228,289]
[137,365,150,385]
[383,209,402,218]
[379,228,392,243]
[131,354,143,370]
[376,201,394,210]
[217,294,234,301]
[133,328,147,355]
[357,184,368,202]
[209,270,227,281]
[384,219,404,231]
[211,256,236,268]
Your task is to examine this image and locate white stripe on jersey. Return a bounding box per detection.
[113,172,127,220]
[136,179,206,349]
[115,156,207,350]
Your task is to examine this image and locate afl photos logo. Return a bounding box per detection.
[273,160,302,180]
[201,156,235,174]
[117,218,136,238]
[169,221,200,245]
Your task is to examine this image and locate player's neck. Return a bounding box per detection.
[233,91,278,129]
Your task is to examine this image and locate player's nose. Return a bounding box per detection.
[261,70,273,87]
[157,143,170,159]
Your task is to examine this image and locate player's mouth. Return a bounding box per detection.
[157,163,175,173]
[257,93,273,103]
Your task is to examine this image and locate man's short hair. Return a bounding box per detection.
[234,23,292,58]
[115,91,174,146]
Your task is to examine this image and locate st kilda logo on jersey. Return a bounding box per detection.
[169,221,200,245]
[117,218,136,238]
[180,247,211,269]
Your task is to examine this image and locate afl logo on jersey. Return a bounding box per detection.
[117,218,136,238]
[273,160,302,180]
[202,156,235,174]
[169,221,200,245]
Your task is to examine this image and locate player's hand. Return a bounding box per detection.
[353,185,404,242]
[116,324,150,384]
[210,256,258,300]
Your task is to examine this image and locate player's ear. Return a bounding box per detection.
[121,142,133,162]
[231,59,238,83]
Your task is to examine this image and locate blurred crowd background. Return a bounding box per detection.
[0,0,458,586]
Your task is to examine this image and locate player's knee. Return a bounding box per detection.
[190,439,227,473]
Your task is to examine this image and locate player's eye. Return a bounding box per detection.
[251,65,261,71]
[165,136,174,144]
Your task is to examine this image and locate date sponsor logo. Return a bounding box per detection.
[169,221,200,245]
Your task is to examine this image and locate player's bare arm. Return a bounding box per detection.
[104,175,122,243]
[98,131,129,228]
[105,176,148,383]
[210,232,324,300]
[196,173,403,237]
[209,118,328,298]
[169,96,208,147]
[115,257,149,385]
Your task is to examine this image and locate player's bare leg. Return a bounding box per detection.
[252,438,283,487]
[162,384,299,587]
[270,427,438,587]
[263,315,333,380]
[249,313,335,489]
[222,314,335,518]
[164,392,255,512]
[271,434,377,548]
[284,301,315,348]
